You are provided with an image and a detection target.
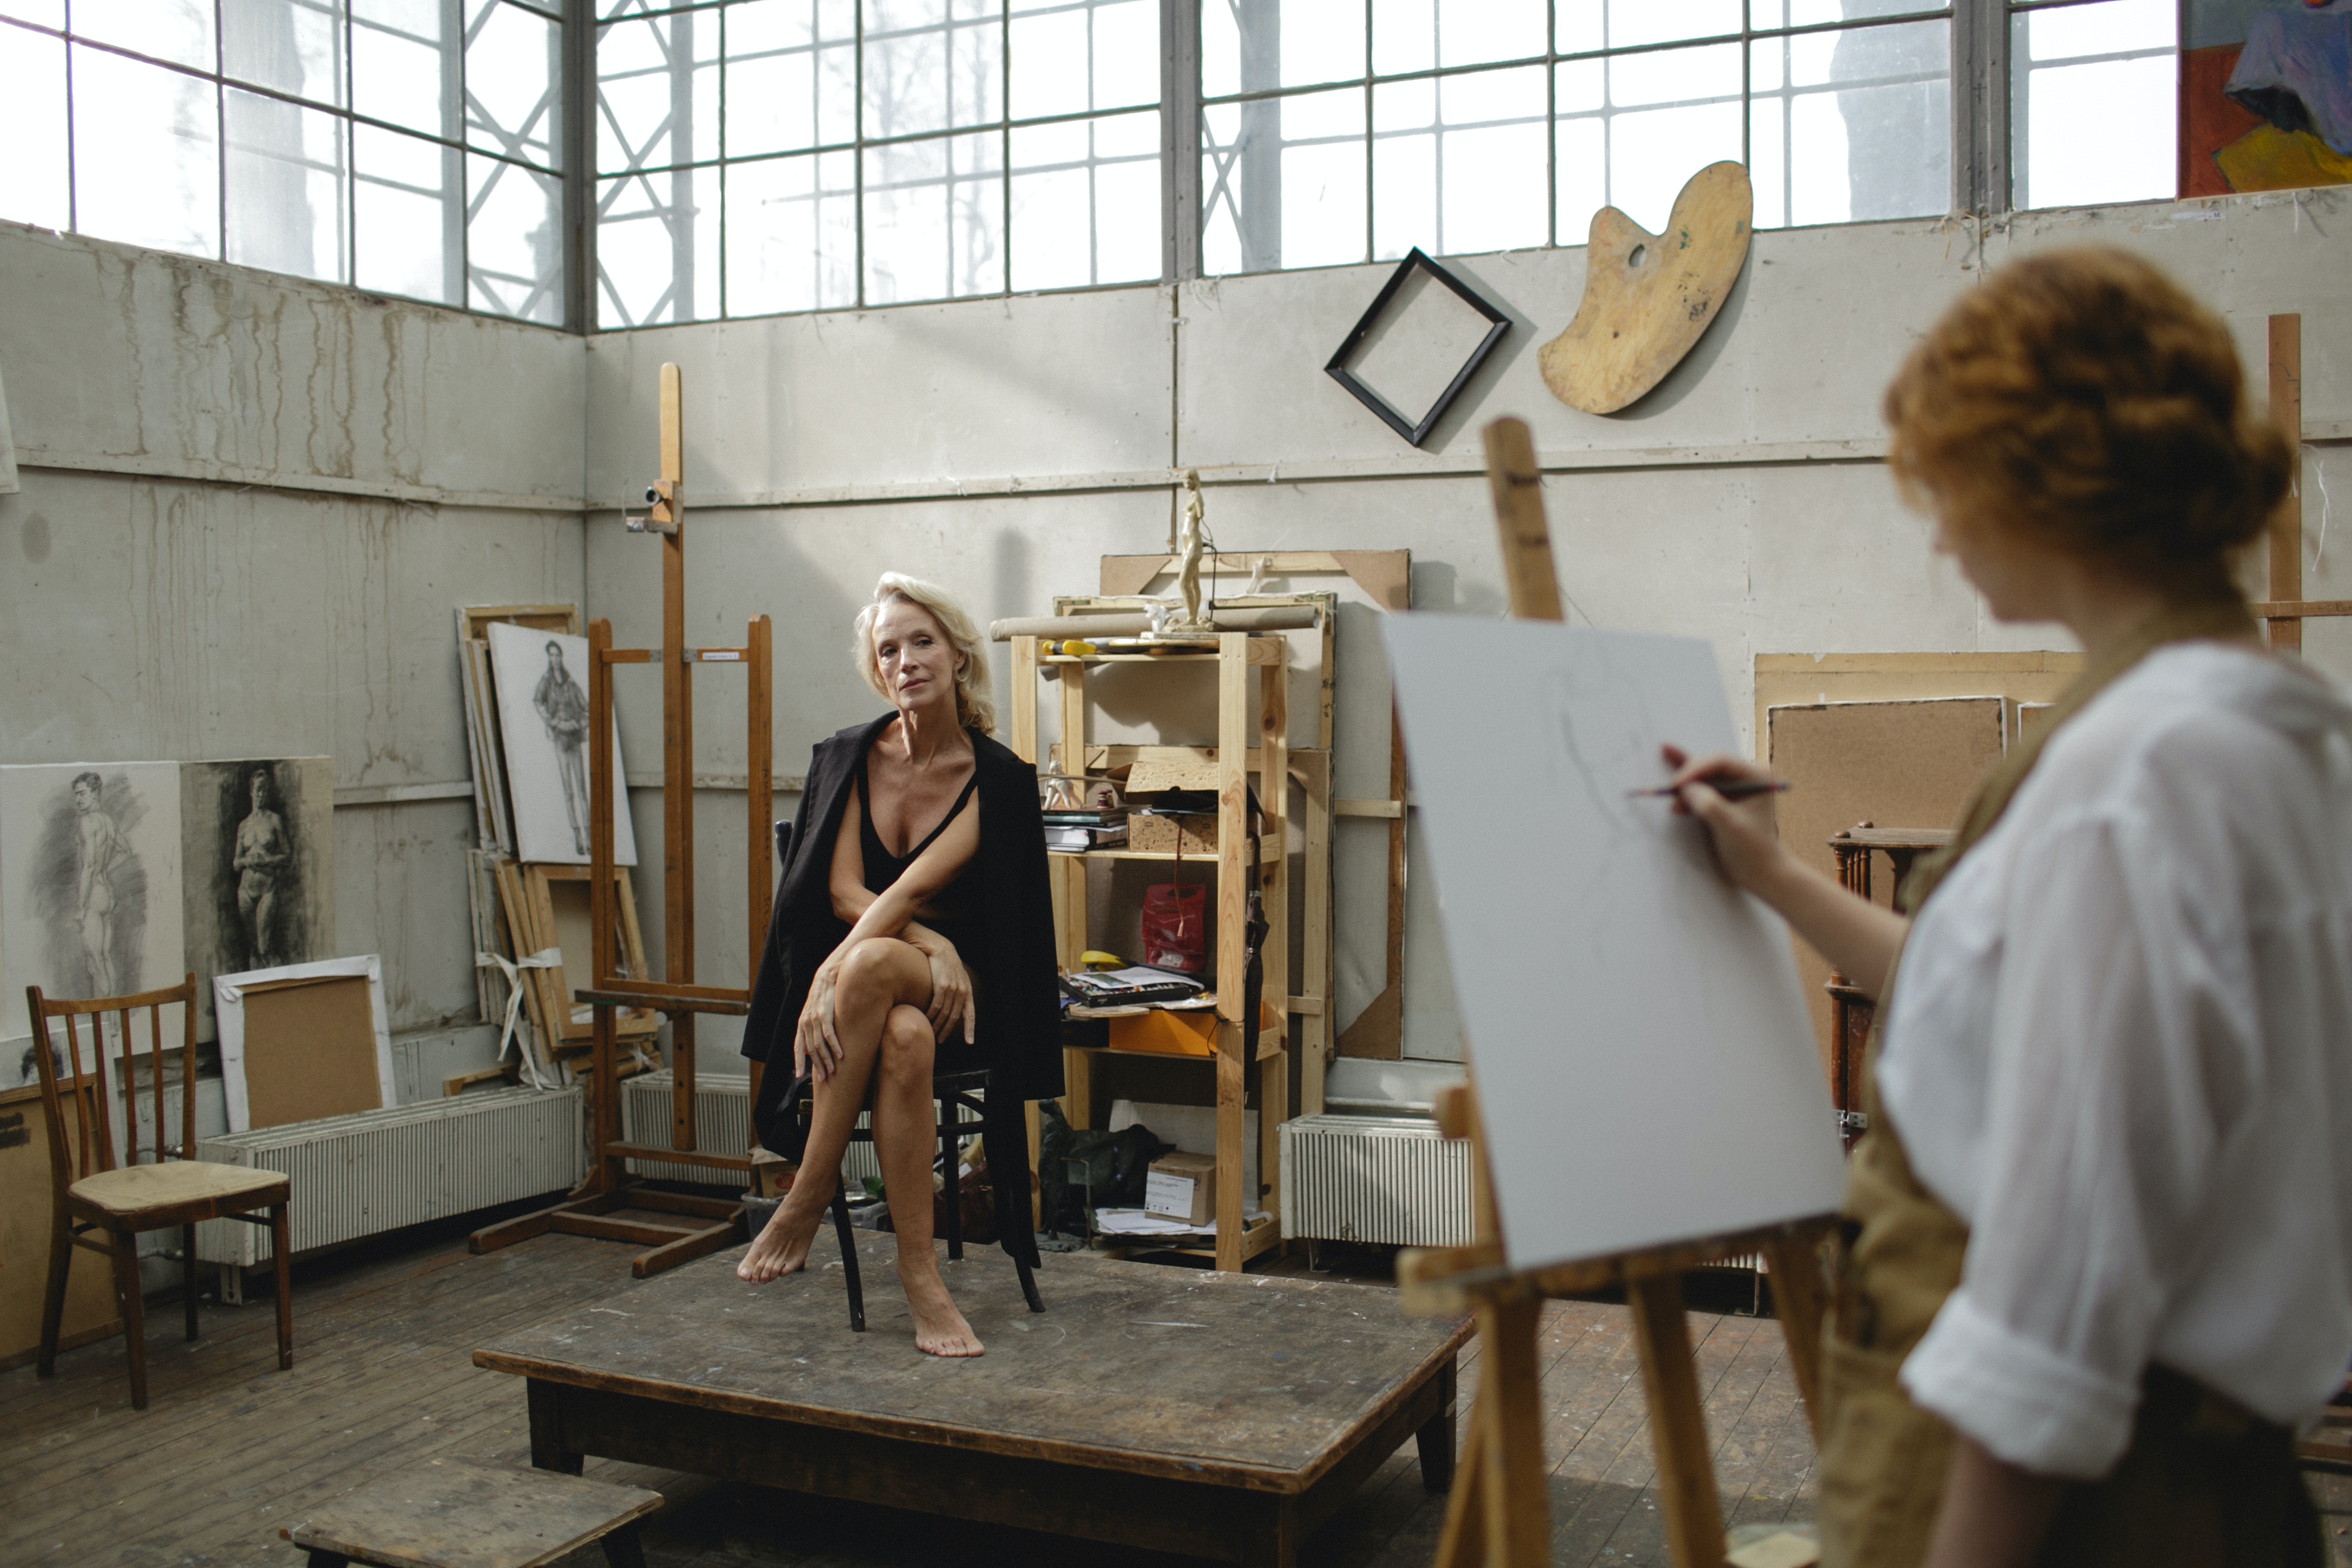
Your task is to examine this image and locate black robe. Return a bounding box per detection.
[742,714,1061,1265]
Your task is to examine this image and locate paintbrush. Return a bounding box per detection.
[1626,779,1792,800]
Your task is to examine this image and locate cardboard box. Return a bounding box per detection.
[1144,1151,1219,1226]
[1128,812,1217,856]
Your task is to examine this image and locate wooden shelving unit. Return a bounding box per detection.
[1005,595,1337,1272]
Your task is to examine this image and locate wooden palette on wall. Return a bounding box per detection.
[1540,161,1753,415]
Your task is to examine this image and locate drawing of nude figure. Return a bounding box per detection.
[233,767,292,968]
[534,640,593,856]
[70,771,124,995]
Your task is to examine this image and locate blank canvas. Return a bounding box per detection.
[1384,618,1844,1272]
[216,956,395,1132]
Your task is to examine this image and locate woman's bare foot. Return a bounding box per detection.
[738,1201,825,1283]
[900,1262,984,1357]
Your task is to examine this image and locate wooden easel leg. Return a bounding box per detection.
[1760,1233,1828,1443]
[1478,1297,1549,1568]
[1627,1272,1726,1568]
[1434,1410,1488,1567]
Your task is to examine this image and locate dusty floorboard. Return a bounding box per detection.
[5,1219,2348,1567]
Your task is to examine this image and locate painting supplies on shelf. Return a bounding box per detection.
[1041,806,1128,852]
[1059,965,1205,1008]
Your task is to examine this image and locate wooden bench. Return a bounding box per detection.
[280,1461,661,1568]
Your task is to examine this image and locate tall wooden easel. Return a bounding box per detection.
[473,363,775,1278]
[1397,417,1834,1568]
[2257,314,2351,652]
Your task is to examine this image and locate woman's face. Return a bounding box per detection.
[1929,499,2072,624]
[871,599,961,716]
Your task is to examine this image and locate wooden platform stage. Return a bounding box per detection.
[474,1232,1470,1568]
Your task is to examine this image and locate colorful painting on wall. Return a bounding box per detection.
[2184,0,2352,196]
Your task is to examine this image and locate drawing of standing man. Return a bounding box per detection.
[534,640,593,856]
[70,771,123,996]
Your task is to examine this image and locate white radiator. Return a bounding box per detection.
[194,1087,583,1269]
[621,1070,879,1188]
[1279,1113,1474,1247]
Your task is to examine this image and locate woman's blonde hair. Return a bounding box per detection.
[853,572,996,734]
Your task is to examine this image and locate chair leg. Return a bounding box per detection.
[831,1168,865,1333]
[110,1228,149,1411]
[1016,1251,1046,1315]
[38,1210,73,1378]
[182,1222,199,1342]
[270,1203,294,1371]
[940,1101,964,1263]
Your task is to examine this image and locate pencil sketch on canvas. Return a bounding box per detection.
[182,758,334,1040]
[0,763,186,1090]
[1384,618,1844,1274]
[486,622,638,867]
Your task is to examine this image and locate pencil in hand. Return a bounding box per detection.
[1627,779,1792,801]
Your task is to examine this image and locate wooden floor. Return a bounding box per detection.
[7,1214,2351,1567]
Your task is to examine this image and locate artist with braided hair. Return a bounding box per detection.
[1668,248,2352,1568]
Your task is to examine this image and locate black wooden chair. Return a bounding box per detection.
[789,1066,1044,1331]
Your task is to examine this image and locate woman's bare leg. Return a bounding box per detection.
[738,937,929,1283]
[870,1004,982,1357]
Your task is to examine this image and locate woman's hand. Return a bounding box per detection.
[914,934,975,1046]
[1660,744,1798,900]
[795,956,846,1082]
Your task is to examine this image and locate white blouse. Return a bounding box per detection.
[1881,642,2352,1479]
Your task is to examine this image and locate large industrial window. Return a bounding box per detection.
[0,0,570,324]
[1200,2,1956,276]
[2010,0,2176,212]
[594,0,1164,326]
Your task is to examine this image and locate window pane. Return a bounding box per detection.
[1373,64,1544,259]
[468,152,563,322]
[864,0,1002,140]
[72,43,221,256]
[1374,0,1544,76]
[0,26,70,230]
[727,0,855,156]
[1202,86,1365,274]
[1772,0,1947,23]
[1009,108,1159,289]
[727,148,856,313]
[1556,44,1743,239]
[2013,1,2175,210]
[864,129,1003,302]
[1202,0,1362,99]
[223,0,346,106]
[599,11,720,174]
[597,165,720,324]
[1560,0,1741,53]
[77,0,215,71]
[1751,18,1948,228]
[467,0,562,171]
[354,0,453,137]
[1010,0,1157,120]
[355,122,459,303]
[226,87,349,280]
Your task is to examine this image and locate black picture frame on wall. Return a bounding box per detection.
[1324,248,1512,447]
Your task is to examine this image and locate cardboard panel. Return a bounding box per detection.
[239,975,384,1129]
[0,1085,121,1369]
[1768,697,2006,1082]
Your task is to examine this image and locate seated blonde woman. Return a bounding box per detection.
[737,573,1059,1357]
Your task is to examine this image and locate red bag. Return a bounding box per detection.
[1141,883,1207,974]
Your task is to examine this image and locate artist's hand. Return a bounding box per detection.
[795,957,845,1082]
[1660,745,1796,899]
[917,937,975,1047]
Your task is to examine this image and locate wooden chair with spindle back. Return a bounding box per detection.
[29,974,295,1410]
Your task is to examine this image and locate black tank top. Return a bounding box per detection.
[855,752,980,932]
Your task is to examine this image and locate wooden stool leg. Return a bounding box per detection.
[600,1522,648,1568]
[111,1228,149,1410]
[1014,1251,1046,1313]
[182,1222,200,1341]
[1434,1414,1488,1568]
[939,1095,964,1263]
[304,1550,351,1567]
[1477,1297,1549,1568]
[37,1209,73,1378]
[1628,1272,1727,1568]
[831,1168,865,1332]
[1417,1357,1459,1492]
[1760,1234,1827,1444]
[270,1203,295,1370]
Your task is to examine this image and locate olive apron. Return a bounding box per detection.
[1812,600,2323,1568]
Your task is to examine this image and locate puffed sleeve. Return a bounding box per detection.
[1898,805,2253,1478]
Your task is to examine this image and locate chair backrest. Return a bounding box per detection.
[25,973,200,1187]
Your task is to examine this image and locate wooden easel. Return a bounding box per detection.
[473,363,775,1278]
[2258,314,2351,652]
[1396,417,1835,1568]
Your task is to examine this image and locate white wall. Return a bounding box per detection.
[10,186,2346,1064]
[0,223,588,1035]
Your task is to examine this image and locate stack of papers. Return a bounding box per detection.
[1093,1206,1272,1238]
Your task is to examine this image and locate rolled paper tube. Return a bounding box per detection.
[989,606,1319,641]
